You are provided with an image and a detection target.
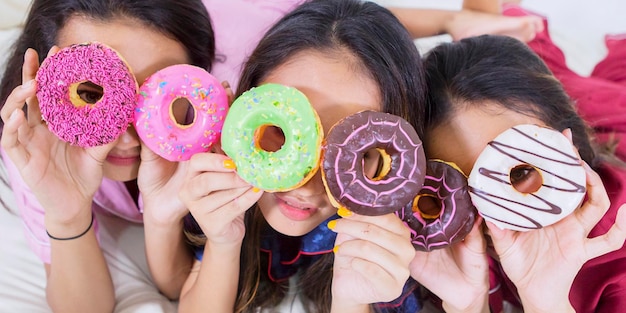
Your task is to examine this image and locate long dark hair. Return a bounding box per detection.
[0,0,215,129]
[232,0,426,312]
[422,34,600,167]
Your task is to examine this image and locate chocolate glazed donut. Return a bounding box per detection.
[398,160,476,252]
[321,110,426,216]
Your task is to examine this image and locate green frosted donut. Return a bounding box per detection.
[221,84,323,192]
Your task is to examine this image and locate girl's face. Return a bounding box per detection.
[57,15,190,182]
[257,49,381,236]
[425,102,546,176]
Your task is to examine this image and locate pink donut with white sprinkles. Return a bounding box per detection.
[135,64,229,161]
[36,42,138,147]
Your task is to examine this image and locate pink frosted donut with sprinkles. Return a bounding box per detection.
[135,64,229,161]
[322,110,427,216]
[36,42,138,147]
[397,160,476,252]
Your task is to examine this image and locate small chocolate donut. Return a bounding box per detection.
[322,110,426,216]
[398,160,476,251]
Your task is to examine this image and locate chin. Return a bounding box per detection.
[266,217,319,237]
[102,162,139,182]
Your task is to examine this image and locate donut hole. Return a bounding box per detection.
[412,194,442,220]
[363,148,391,181]
[510,164,543,194]
[170,97,195,127]
[255,125,285,152]
[69,81,104,107]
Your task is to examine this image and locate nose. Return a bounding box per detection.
[116,125,141,149]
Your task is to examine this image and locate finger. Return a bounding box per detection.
[336,241,410,301]
[0,109,31,168]
[0,81,36,123]
[188,186,261,222]
[331,216,414,261]
[183,170,251,201]
[188,152,238,174]
[485,220,516,256]
[459,216,486,254]
[138,135,163,162]
[561,128,573,144]
[221,80,234,105]
[185,184,256,215]
[341,212,411,238]
[23,48,42,127]
[574,161,611,233]
[585,203,626,260]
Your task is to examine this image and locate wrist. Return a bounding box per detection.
[442,291,489,313]
[44,209,94,239]
[143,208,187,229]
[330,301,371,313]
[519,296,575,313]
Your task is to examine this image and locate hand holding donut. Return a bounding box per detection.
[487,162,626,313]
[329,211,415,309]
[178,153,263,246]
[409,217,490,313]
[140,81,235,226]
[0,47,115,235]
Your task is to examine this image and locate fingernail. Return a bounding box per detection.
[252,187,260,193]
[21,79,34,89]
[327,219,337,230]
[337,207,353,218]
[223,159,236,169]
[333,245,340,254]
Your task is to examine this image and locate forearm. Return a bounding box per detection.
[388,8,457,38]
[179,242,241,313]
[144,214,193,300]
[45,212,114,313]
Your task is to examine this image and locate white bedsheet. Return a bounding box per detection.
[0,0,624,312]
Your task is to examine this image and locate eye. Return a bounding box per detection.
[510,165,533,183]
[256,125,285,152]
[510,164,542,193]
[76,81,104,104]
[363,148,389,180]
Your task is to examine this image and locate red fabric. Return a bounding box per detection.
[504,5,626,162]
[489,6,626,312]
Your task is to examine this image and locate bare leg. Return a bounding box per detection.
[446,10,544,42]
[463,0,502,15]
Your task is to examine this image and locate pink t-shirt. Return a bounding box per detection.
[1,149,143,264]
[204,0,304,90]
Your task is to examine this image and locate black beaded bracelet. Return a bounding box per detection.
[46,213,94,241]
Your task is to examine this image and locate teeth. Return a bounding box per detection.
[285,200,310,210]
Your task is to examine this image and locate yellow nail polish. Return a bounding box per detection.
[333,245,340,254]
[252,187,261,193]
[327,219,337,230]
[337,207,353,218]
[223,159,236,169]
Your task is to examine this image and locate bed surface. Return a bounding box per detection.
[0,1,623,312]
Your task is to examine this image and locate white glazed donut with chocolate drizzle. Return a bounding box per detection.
[468,124,586,231]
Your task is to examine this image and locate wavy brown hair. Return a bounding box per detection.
[187,0,426,312]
